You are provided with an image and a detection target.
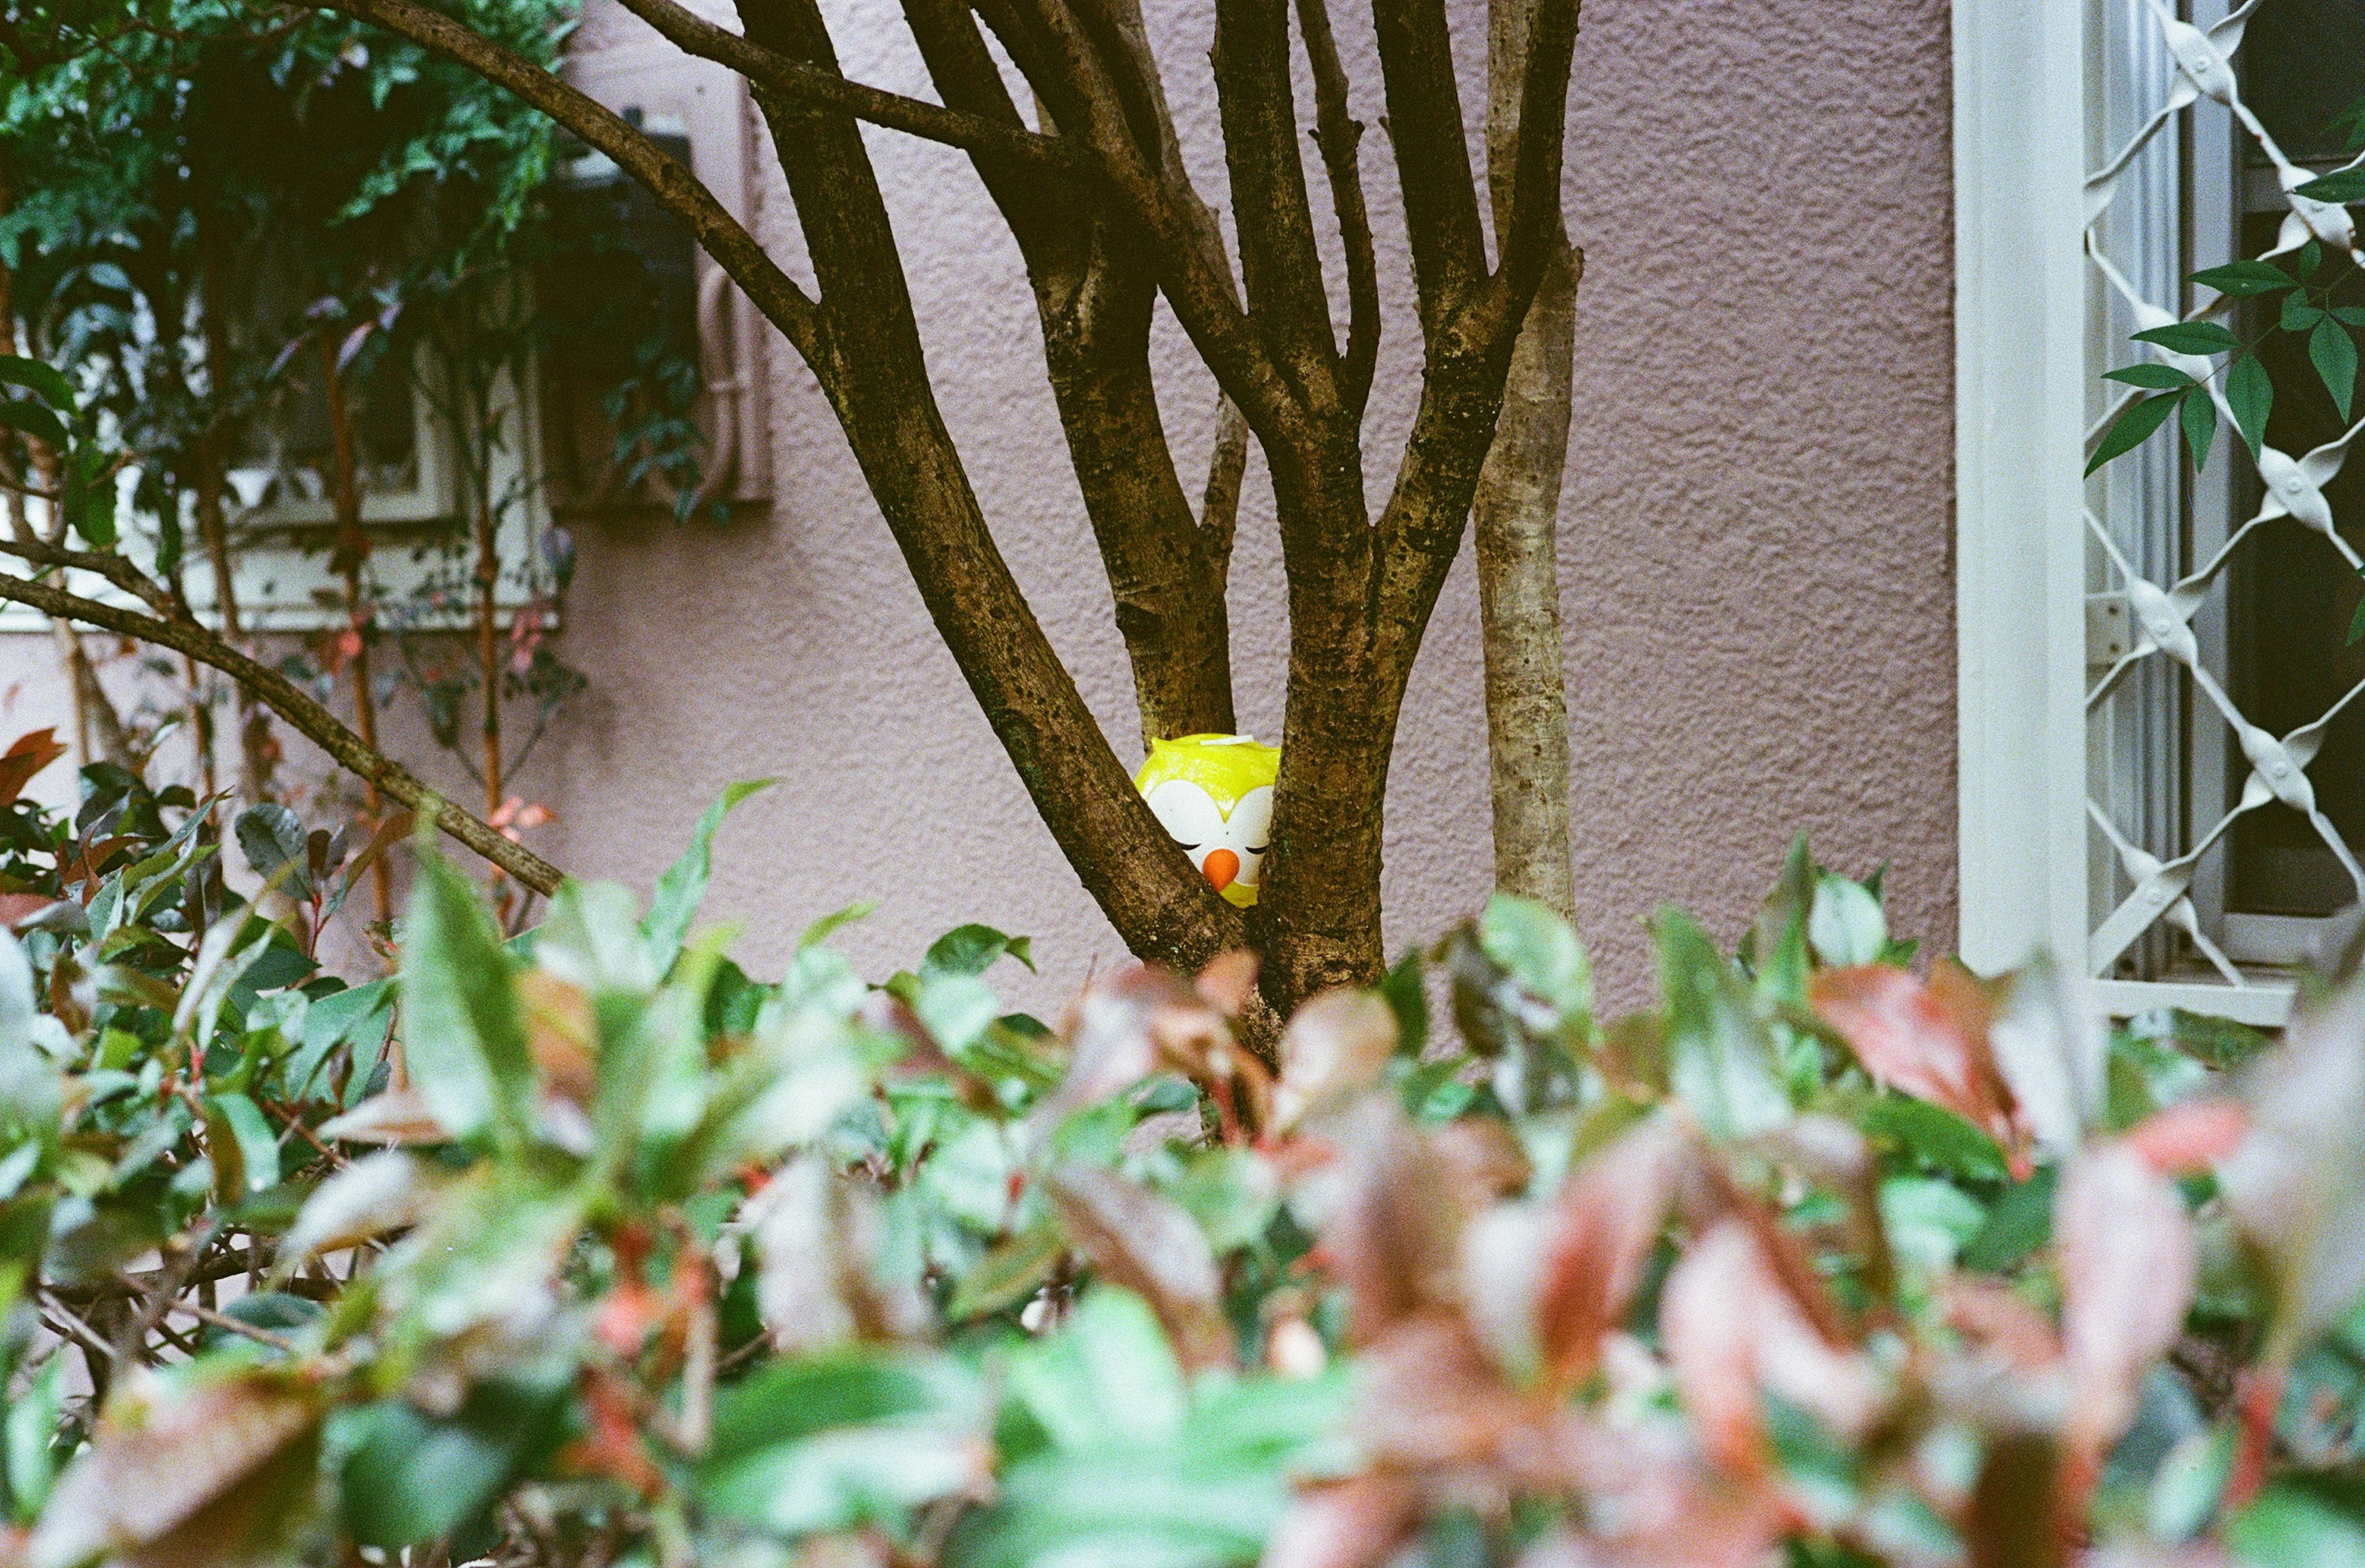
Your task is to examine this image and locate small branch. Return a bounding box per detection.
[171,1298,301,1356]
[0,572,563,894]
[316,0,822,365]
[613,0,1088,177]
[0,533,179,617]
[1293,0,1380,414]
[36,1291,118,1362]
[1475,0,1583,342]
[1199,395,1250,592]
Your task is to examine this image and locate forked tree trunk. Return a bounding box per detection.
[203,0,1583,1030]
[1474,0,1579,918]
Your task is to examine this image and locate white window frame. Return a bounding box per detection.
[0,349,554,637]
[1955,0,2362,1028]
[1955,0,2102,999]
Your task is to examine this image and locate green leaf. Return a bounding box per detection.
[642,779,774,976]
[2086,391,2185,475]
[1652,908,1790,1140]
[801,901,876,948]
[2103,363,2199,389]
[1008,1288,1187,1452]
[1477,892,1593,1020]
[2297,168,2365,203]
[2229,352,2275,459]
[701,1351,984,1538]
[2133,320,2242,355]
[945,1224,1065,1320]
[2284,294,2328,332]
[336,1380,568,1549]
[203,1093,281,1201]
[235,804,313,901]
[2191,260,2297,297]
[0,398,65,453]
[399,853,532,1147]
[1806,874,1886,968]
[2182,386,2218,472]
[2334,306,2365,329]
[2311,318,2358,421]
[1959,1165,2058,1272]
[923,924,1036,980]
[2227,1481,2365,1568]
[0,357,73,410]
[1861,1095,2011,1182]
[5,1354,63,1522]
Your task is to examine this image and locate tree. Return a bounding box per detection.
[0,0,1585,1030]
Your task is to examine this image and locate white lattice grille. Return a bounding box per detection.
[2082,0,2365,1000]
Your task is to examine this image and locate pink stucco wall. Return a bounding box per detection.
[0,0,1957,1012]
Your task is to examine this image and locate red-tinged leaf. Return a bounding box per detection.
[1271,988,1399,1131]
[1531,1115,1687,1388]
[0,728,66,807]
[1545,1412,1797,1568]
[748,1156,928,1353]
[1941,1277,2064,1372]
[1966,1431,2068,1568]
[1194,948,1259,1016]
[1048,964,1246,1119]
[2056,1143,2196,1463]
[2123,1097,2249,1174]
[1259,1477,1421,1568]
[2215,975,2365,1357]
[1045,1162,1232,1368]
[1352,1314,1535,1471]
[31,1368,322,1567]
[1312,1104,1478,1341]
[317,1088,453,1146]
[0,892,55,928]
[1660,1221,1885,1475]
[1809,963,2017,1153]
[1987,960,2108,1161]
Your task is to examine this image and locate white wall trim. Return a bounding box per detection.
[1952,0,2092,980]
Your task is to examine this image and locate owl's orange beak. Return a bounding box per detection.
[1201,847,1240,892]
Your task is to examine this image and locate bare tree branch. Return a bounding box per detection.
[1200,396,1251,592]
[1476,0,1583,341]
[0,572,564,894]
[316,0,822,364]
[983,0,1311,452]
[0,535,179,616]
[1369,0,1489,330]
[612,0,1088,177]
[1293,0,1380,416]
[1211,0,1339,407]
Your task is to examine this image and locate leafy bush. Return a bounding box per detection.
[0,753,2358,1568]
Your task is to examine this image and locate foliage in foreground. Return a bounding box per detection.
[0,760,2357,1567]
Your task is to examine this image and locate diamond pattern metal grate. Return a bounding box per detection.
[2082,0,2365,991]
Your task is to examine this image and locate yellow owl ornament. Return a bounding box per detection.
[1134,733,1280,908]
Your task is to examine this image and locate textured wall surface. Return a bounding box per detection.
[0,0,1958,1012]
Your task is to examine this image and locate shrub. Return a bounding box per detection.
[0,754,2352,1568]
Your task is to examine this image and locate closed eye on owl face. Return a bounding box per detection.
[1144,780,1273,899]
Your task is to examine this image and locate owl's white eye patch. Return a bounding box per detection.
[1145,779,1227,856]
[1226,786,1274,886]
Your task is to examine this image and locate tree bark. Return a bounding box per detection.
[1473,0,1580,918]
[192,198,273,802]
[321,333,397,929]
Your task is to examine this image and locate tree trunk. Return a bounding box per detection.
[193,200,272,802]
[1473,0,1580,918]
